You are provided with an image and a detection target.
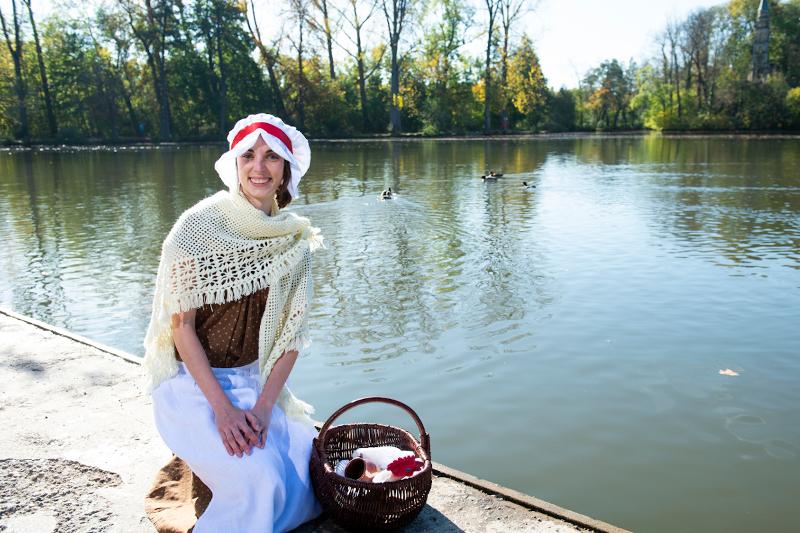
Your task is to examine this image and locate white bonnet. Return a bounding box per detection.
[213,113,311,198]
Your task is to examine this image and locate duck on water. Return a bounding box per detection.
[481,170,504,180]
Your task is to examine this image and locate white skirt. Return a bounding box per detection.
[151,361,322,533]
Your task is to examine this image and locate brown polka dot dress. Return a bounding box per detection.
[174,287,269,367]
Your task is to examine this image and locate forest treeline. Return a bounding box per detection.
[1,0,800,143]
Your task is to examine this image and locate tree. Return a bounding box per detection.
[22,0,56,136]
[337,0,382,132]
[310,0,338,79]
[546,87,575,131]
[419,0,473,132]
[244,0,287,118]
[382,0,413,135]
[0,0,29,140]
[96,7,144,136]
[506,34,546,129]
[119,0,177,140]
[481,0,501,132]
[498,0,533,129]
[287,0,313,130]
[584,59,635,129]
[787,86,800,127]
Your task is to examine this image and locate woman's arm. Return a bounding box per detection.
[171,310,259,457]
[246,349,299,446]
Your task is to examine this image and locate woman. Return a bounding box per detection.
[143,113,324,532]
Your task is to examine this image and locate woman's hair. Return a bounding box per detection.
[277,162,292,208]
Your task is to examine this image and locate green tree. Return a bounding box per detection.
[382,0,414,135]
[786,86,800,127]
[22,0,56,137]
[506,35,546,129]
[418,0,473,133]
[545,87,576,131]
[118,0,179,140]
[584,59,636,129]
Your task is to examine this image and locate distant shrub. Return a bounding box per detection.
[787,87,800,128]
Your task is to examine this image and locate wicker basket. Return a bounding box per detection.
[310,397,432,531]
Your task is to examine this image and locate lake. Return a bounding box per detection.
[1,135,799,532]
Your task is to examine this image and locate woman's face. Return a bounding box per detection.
[237,136,285,209]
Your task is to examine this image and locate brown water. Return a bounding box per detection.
[1,135,799,532]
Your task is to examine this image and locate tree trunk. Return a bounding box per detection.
[12,49,29,140]
[203,9,220,120]
[120,74,139,136]
[483,23,493,133]
[153,0,172,139]
[246,0,287,117]
[321,0,335,79]
[157,59,172,139]
[265,57,287,117]
[500,23,509,130]
[0,0,29,141]
[24,0,56,136]
[297,27,306,130]
[674,51,682,118]
[215,1,228,136]
[356,33,368,131]
[389,42,400,135]
[383,0,406,136]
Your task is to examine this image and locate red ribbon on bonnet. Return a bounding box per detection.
[230,122,293,153]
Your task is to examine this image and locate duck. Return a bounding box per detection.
[379,187,393,200]
[522,181,536,189]
[489,170,504,178]
[481,172,498,181]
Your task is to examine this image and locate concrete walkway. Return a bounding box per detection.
[0,309,627,533]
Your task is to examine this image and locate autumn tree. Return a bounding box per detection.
[506,34,547,129]
[497,0,534,129]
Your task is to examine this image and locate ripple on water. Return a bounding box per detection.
[2,139,800,533]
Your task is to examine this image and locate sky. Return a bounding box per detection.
[523,0,725,88]
[7,0,732,90]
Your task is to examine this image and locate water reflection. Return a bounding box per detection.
[298,140,552,368]
[1,136,799,533]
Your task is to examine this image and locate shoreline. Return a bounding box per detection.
[0,306,627,533]
[2,130,800,151]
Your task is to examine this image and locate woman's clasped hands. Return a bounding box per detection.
[213,403,272,457]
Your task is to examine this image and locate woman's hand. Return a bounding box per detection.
[212,403,260,457]
[245,404,273,449]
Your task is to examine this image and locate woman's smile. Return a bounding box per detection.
[237,136,285,212]
[249,175,273,186]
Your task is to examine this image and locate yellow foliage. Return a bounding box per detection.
[471,82,485,104]
[787,87,800,120]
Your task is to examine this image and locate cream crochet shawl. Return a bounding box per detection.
[143,189,323,425]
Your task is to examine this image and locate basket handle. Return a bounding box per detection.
[317,396,431,457]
